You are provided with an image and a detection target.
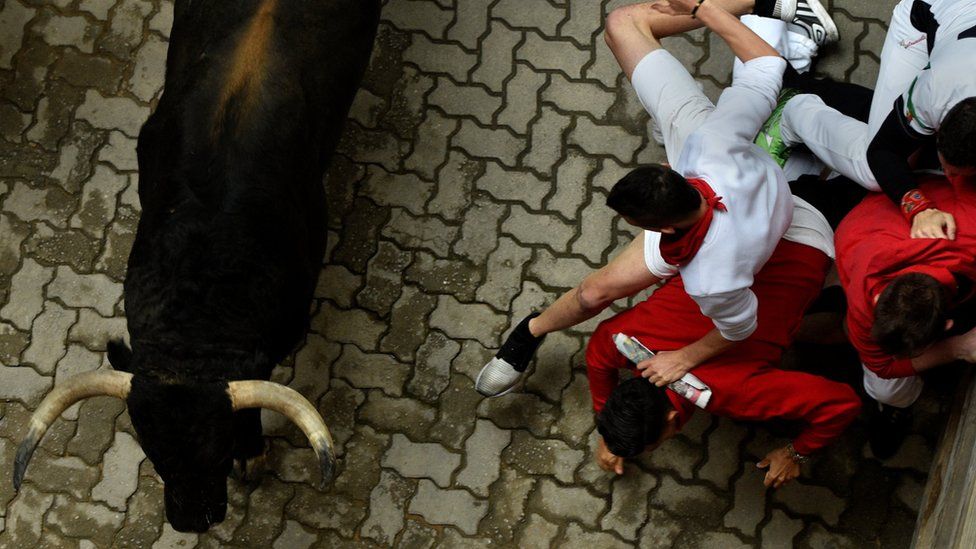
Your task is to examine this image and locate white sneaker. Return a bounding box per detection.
[790,0,839,46]
[475,357,523,397]
[771,0,799,22]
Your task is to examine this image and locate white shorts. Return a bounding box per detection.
[631,49,714,166]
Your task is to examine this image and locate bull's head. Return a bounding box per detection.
[12,367,336,532]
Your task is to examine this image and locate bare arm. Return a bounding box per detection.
[637,328,737,386]
[604,0,756,79]
[653,0,778,62]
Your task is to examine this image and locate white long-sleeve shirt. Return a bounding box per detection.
[637,55,831,341]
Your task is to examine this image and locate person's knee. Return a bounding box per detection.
[604,5,643,50]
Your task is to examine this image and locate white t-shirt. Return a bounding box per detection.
[641,56,797,341]
[899,3,976,136]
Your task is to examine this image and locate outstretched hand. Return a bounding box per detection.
[650,0,701,16]
[596,437,625,475]
[757,446,801,489]
[910,208,956,240]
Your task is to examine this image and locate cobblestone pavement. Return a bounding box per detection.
[0,0,946,547]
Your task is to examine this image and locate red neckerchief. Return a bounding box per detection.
[659,179,726,266]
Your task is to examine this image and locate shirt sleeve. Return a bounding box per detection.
[898,67,939,137]
[866,106,931,206]
[693,288,759,341]
[694,360,861,454]
[643,230,679,280]
[696,55,786,144]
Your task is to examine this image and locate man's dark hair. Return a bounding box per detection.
[872,272,949,357]
[937,97,976,168]
[596,377,673,458]
[606,166,701,228]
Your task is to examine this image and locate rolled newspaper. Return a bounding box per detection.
[612,333,712,409]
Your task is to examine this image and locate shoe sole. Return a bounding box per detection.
[800,0,839,43]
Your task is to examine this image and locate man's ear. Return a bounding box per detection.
[106,339,133,372]
[946,318,955,332]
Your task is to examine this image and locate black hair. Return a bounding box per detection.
[596,377,673,458]
[606,165,701,228]
[938,97,976,168]
[872,272,949,357]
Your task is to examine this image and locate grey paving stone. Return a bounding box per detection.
[356,240,412,317]
[470,20,521,93]
[559,522,631,549]
[315,265,362,309]
[531,478,604,527]
[332,344,410,397]
[152,524,198,549]
[0,484,55,547]
[427,373,483,450]
[0,1,36,70]
[314,303,386,351]
[548,149,598,218]
[360,470,415,545]
[650,476,726,525]
[453,119,526,168]
[407,331,460,403]
[428,77,501,125]
[476,160,550,209]
[0,258,52,330]
[91,431,144,511]
[398,519,439,549]
[504,430,584,484]
[551,373,594,446]
[478,467,534,543]
[761,508,804,549]
[272,520,316,549]
[568,116,642,163]
[408,478,487,535]
[445,0,491,49]
[427,150,479,220]
[36,13,95,53]
[404,252,481,301]
[453,197,506,264]
[522,105,572,176]
[359,390,437,440]
[677,529,751,549]
[129,34,167,102]
[382,208,459,258]
[97,131,139,172]
[386,66,436,139]
[800,523,860,548]
[897,476,924,513]
[477,392,556,438]
[561,0,603,45]
[602,473,658,540]
[380,285,438,362]
[524,331,580,402]
[20,453,98,501]
[638,507,684,547]
[879,434,932,473]
[699,420,748,489]
[455,419,511,496]
[21,301,76,375]
[497,64,548,134]
[75,90,151,138]
[429,294,507,347]
[382,0,453,37]
[774,481,845,526]
[494,0,565,36]
[517,513,560,549]
[502,204,575,250]
[402,34,476,81]
[381,433,460,487]
[724,463,768,537]
[476,237,533,310]
[46,495,125,547]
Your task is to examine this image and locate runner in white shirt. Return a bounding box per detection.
[762,0,976,240]
[476,2,839,397]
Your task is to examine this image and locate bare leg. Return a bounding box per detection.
[528,233,657,336]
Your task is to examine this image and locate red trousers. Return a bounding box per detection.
[585,239,860,455]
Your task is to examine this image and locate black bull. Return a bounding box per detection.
[13,0,380,533]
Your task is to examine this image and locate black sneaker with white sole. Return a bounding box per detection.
[475,313,546,397]
[790,0,839,46]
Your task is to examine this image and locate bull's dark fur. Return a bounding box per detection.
[106,0,379,532]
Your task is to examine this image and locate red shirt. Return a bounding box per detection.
[836,174,976,378]
[586,240,860,454]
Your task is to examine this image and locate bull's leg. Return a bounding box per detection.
[231,409,267,482]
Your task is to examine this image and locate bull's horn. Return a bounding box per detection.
[13,370,133,491]
[226,380,337,487]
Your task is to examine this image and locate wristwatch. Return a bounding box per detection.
[786,442,810,464]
